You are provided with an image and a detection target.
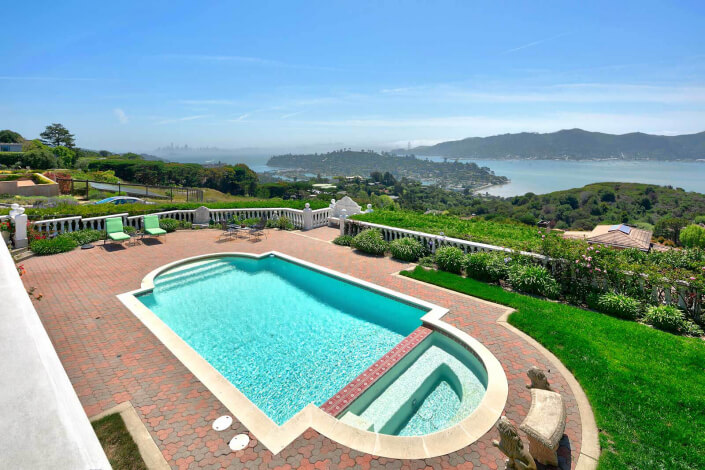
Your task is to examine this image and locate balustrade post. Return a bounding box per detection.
[10,205,28,248]
[340,210,347,236]
[303,203,313,231]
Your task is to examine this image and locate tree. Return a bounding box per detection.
[53,146,77,168]
[22,147,56,169]
[679,225,705,248]
[655,217,689,244]
[639,197,652,211]
[40,123,75,148]
[0,129,23,143]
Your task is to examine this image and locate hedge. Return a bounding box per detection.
[0,152,25,166]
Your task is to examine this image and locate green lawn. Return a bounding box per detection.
[92,413,147,470]
[402,266,705,470]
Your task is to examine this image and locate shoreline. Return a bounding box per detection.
[412,156,705,163]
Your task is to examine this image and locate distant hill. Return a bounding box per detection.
[395,129,705,160]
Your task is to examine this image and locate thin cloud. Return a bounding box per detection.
[0,76,95,81]
[156,114,209,125]
[178,99,240,105]
[296,110,705,136]
[375,82,705,104]
[226,113,250,122]
[502,32,571,54]
[281,111,305,119]
[159,54,339,71]
[113,108,128,124]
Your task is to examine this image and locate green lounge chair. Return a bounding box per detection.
[105,217,130,245]
[143,215,167,241]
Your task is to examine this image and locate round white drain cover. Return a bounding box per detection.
[229,434,250,451]
[212,415,233,431]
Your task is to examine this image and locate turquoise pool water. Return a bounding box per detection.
[340,332,487,436]
[138,255,425,425]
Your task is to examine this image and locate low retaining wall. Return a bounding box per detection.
[0,179,59,197]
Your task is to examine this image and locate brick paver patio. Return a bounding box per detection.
[21,227,583,469]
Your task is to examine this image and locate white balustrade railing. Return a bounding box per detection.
[344,218,542,258]
[29,206,333,235]
[343,218,702,318]
[32,216,83,236]
[310,208,331,228]
[81,213,129,231]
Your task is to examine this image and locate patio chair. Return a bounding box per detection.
[249,217,267,241]
[219,220,236,240]
[105,217,130,246]
[143,215,167,241]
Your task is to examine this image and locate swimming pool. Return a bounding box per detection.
[119,251,508,458]
[137,254,426,425]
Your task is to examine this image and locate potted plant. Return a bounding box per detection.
[0,220,12,245]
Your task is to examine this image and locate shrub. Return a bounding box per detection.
[351,229,388,256]
[390,237,426,262]
[643,305,703,336]
[464,251,510,282]
[592,292,642,319]
[332,234,354,246]
[266,216,294,230]
[508,264,560,299]
[158,218,179,233]
[435,246,464,274]
[417,255,435,268]
[680,224,705,248]
[30,235,77,255]
[64,229,102,246]
[239,217,260,227]
[87,189,107,200]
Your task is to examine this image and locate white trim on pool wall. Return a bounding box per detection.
[117,251,508,459]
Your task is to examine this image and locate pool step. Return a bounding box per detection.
[155,259,233,292]
[320,326,432,417]
[339,412,374,431]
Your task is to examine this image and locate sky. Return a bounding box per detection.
[2,1,705,153]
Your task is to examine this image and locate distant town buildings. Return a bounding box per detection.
[0,143,23,152]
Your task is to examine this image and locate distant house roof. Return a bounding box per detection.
[587,224,652,251]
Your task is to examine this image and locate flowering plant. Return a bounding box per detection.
[0,220,11,232]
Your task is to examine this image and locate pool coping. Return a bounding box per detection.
[116,251,508,459]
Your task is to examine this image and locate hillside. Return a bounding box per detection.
[470,182,705,231]
[267,150,508,190]
[396,129,705,160]
[336,176,705,234]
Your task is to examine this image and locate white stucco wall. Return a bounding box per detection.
[0,243,111,469]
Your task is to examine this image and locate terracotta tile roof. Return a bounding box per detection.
[587,224,652,251]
